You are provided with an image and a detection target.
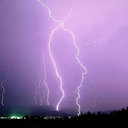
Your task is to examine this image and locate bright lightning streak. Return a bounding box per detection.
[61,27,87,116]
[1,1,98,114]
[37,0,66,111]
[37,0,87,114]
[48,24,64,111]
[37,0,63,23]
[43,57,49,106]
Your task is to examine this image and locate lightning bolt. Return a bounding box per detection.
[34,57,49,106]
[40,88,46,106]
[1,64,12,106]
[48,24,64,111]
[37,0,67,111]
[1,32,49,106]
[43,57,49,106]
[34,80,41,105]
[37,0,87,114]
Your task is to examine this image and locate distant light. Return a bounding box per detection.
[44,116,48,120]
[17,117,21,119]
[10,116,15,119]
[0,117,5,119]
[10,116,22,119]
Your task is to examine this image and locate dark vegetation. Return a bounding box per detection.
[0,107,128,127]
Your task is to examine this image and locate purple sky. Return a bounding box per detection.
[0,0,128,113]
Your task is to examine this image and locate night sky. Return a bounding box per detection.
[1,0,128,114]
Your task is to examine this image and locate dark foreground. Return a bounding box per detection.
[0,116,127,128]
[0,108,128,128]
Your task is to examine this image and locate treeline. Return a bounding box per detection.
[0,107,128,127]
[69,107,128,126]
[26,107,128,127]
[21,107,128,127]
